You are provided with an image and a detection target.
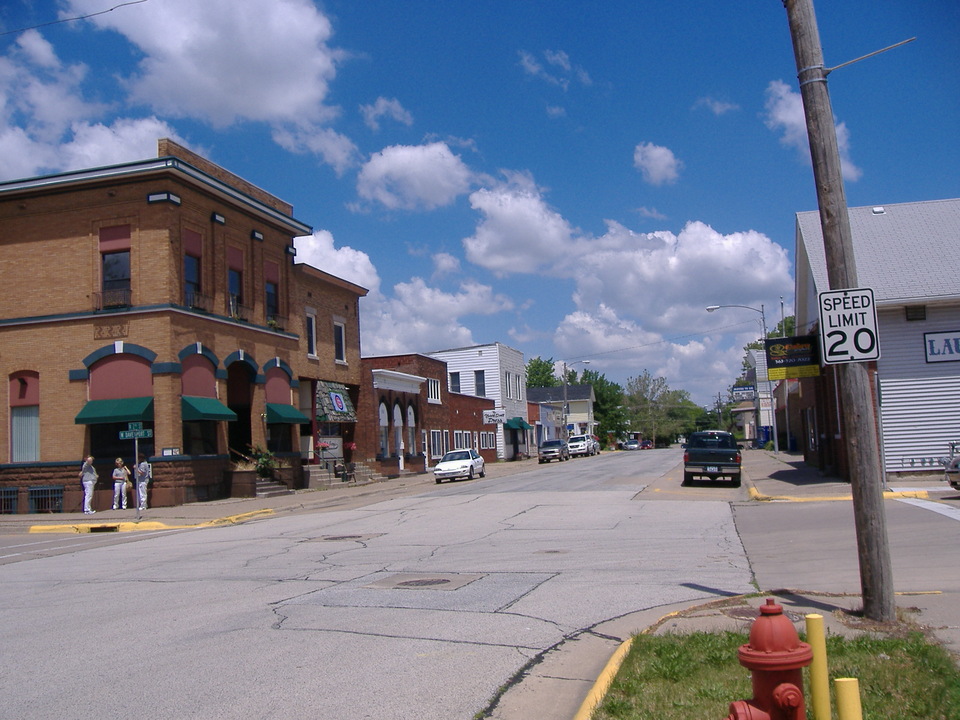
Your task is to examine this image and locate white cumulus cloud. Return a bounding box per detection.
[360,97,414,132]
[764,79,862,182]
[633,142,682,186]
[356,141,473,210]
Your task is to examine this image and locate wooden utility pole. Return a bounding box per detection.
[782,0,895,622]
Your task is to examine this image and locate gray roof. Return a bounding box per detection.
[796,198,960,305]
[527,385,594,403]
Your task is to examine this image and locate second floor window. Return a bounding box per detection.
[102,251,130,291]
[450,372,460,393]
[333,322,346,362]
[474,370,485,397]
[184,254,201,304]
[228,268,243,305]
[427,378,441,402]
[306,312,317,356]
[265,281,279,318]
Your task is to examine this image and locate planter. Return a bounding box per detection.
[224,469,258,498]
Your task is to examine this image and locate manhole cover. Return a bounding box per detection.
[365,572,485,591]
[397,578,452,588]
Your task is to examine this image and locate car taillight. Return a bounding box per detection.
[735,451,741,464]
[683,451,689,463]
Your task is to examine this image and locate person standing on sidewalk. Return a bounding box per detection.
[134,453,151,510]
[111,458,131,510]
[79,456,97,514]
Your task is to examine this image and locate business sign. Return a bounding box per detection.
[925,330,960,363]
[482,409,506,424]
[731,385,756,401]
[765,335,821,379]
[818,288,880,364]
[329,391,348,414]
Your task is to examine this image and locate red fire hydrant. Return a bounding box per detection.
[726,598,813,720]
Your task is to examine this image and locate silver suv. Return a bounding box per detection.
[538,439,569,463]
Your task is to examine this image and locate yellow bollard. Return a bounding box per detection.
[805,614,831,720]
[835,677,863,720]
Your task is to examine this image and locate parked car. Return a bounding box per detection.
[682,430,742,486]
[640,440,653,450]
[591,435,602,454]
[538,439,570,463]
[567,434,597,457]
[623,439,640,450]
[433,448,485,484]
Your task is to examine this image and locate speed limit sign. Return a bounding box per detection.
[818,287,881,364]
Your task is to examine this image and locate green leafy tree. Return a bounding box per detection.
[580,369,628,443]
[526,356,560,388]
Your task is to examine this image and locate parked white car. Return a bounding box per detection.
[567,434,597,457]
[433,448,485,484]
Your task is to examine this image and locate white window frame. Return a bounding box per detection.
[11,405,40,463]
[333,320,347,363]
[427,378,441,404]
[430,430,444,459]
[306,309,317,357]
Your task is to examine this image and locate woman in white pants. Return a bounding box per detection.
[112,458,130,510]
[134,454,151,510]
[79,456,98,514]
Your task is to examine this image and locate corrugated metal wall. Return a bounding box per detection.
[878,304,960,472]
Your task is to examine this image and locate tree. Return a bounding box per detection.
[580,369,628,442]
[526,356,560,388]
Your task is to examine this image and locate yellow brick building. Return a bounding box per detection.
[0,140,366,512]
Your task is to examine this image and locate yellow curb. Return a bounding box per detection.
[28,508,275,534]
[571,608,685,720]
[748,486,929,502]
[572,636,634,720]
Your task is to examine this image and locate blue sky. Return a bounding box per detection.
[2,0,958,404]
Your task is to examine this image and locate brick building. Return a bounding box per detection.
[0,140,365,512]
[357,354,497,477]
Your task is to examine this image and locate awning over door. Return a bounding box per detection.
[75,397,154,424]
[504,417,533,430]
[181,396,237,422]
[266,403,311,424]
[316,381,357,422]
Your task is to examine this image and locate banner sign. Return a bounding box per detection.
[731,385,756,401]
[765,335,821,380]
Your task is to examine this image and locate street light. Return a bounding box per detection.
[562,359,590,440]
[706,304,779,454]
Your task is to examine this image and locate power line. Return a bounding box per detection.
[1,1,148,37]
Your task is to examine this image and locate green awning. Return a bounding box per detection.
[504,417,534,430]
[182,396,237,422]
[75,397,154,425]
[316,381,357,422]
[266,403,311,424]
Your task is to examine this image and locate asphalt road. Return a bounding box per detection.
[5,449,957,719]
[0,449,758,719]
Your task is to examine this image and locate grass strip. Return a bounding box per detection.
[592,630,960,720]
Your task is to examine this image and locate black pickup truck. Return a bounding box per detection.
[682,431,742,486]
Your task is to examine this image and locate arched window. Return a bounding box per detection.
[378,402,389,457]
[10,371,40,462]
[393,403,404,456]
[406,406,417,456]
